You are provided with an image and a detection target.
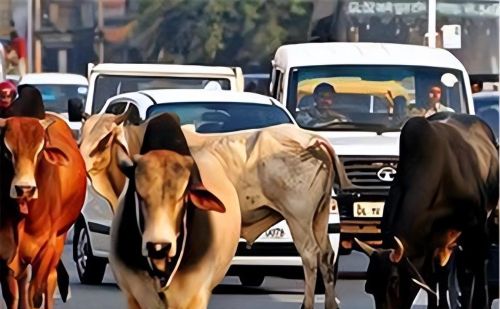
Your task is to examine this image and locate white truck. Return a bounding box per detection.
[267,42,474,254]
[68,63,244,130]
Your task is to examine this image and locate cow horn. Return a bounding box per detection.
[389,236,405,263]
[132,154,143,163]
[0,118,6,128]
[411,278,438,297]
[114,104,131,125]
[354,238,375,256]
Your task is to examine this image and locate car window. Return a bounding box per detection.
[31,84,87,113]
[92,75,231,114]
[105,102,142,125]
[147,102,292,133]
[474,95,499,139]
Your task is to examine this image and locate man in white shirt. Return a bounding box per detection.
[424,86,454,117]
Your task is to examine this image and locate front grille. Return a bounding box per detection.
[340,156,399,191]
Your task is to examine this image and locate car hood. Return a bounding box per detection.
[315,131,401,156]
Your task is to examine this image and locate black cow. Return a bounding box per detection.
[356,112,498,309]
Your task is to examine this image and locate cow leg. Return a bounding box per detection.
[127,296,141,309]
[454,229,489,309]
[468,261,488,309]
[29,245,58,309]
[287,220,319,309]
[313,197,337,309]
[18,268,30,309]
[185,291,210,309]
[43,268,58,309]
[1,265,19,309]
[436,262,450,309]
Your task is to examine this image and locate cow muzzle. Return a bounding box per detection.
[14,185,37,200]
[146,242,172,260]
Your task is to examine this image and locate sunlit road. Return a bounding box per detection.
[55,246,374,309]
[1,245,497,309]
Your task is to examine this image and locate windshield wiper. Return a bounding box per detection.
[312,121,386,130]
[311,121,405,135]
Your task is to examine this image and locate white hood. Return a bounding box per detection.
[316,131,401,157]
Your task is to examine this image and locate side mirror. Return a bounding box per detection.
[68,98,84,122]
[441,73,458,88]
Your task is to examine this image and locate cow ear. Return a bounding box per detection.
[89,131,114,157]
[117,147,135,178]
[188,183,226,213]
[435,229,461,267]
[0,118,6,128]
[39,119,55,130]
[44,147,69,166]
[114,124,129,154]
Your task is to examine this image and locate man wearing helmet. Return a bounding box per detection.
[0,81,17,110]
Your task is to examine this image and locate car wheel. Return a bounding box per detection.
[73,220,107,285]
[239,274,265,287]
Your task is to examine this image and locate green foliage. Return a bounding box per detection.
[135,0,312,70]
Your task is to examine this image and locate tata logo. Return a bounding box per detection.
[377,166,396,182]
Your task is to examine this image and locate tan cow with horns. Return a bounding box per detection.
[80,110,351,309]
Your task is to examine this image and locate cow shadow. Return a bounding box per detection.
[213,284,305,295]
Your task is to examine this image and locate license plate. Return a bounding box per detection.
[262,227,286,239]
[354,202,384,218]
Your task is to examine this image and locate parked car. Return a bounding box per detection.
[72,89,341,287]
[19,73,88,134]
[269,42,475,253]
[473,91,499,140]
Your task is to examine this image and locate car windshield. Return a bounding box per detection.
[34,84,88,113]
[474,94,499,139]
[92,75,231,113]
[146,102,292,133]
[287,65,468,131]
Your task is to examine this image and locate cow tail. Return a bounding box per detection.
[314,138,353,193]
[56,260,69,302]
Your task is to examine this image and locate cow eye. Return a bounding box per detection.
[3,149,11,161]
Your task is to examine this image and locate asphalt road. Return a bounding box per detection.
[1,246,497,309]
[54,246,374,309]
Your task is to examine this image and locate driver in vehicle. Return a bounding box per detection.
[297,82,347,126]
[424,86,454,117]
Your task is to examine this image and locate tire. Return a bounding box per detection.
[239,274,265,287]
[73,220,107,285]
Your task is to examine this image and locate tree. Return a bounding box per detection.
[134,0,312,71]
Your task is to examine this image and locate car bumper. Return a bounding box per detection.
[230,213,341,269]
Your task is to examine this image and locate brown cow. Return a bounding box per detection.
[0,113,87,309]
[110,113,241,309]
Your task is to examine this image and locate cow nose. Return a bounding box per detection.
[15,185,36,198]
[146,242,172,259]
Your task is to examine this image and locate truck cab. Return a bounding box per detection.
[270,42,474,253]
[68,63,244,131]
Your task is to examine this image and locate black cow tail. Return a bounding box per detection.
[57,260,69,302]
